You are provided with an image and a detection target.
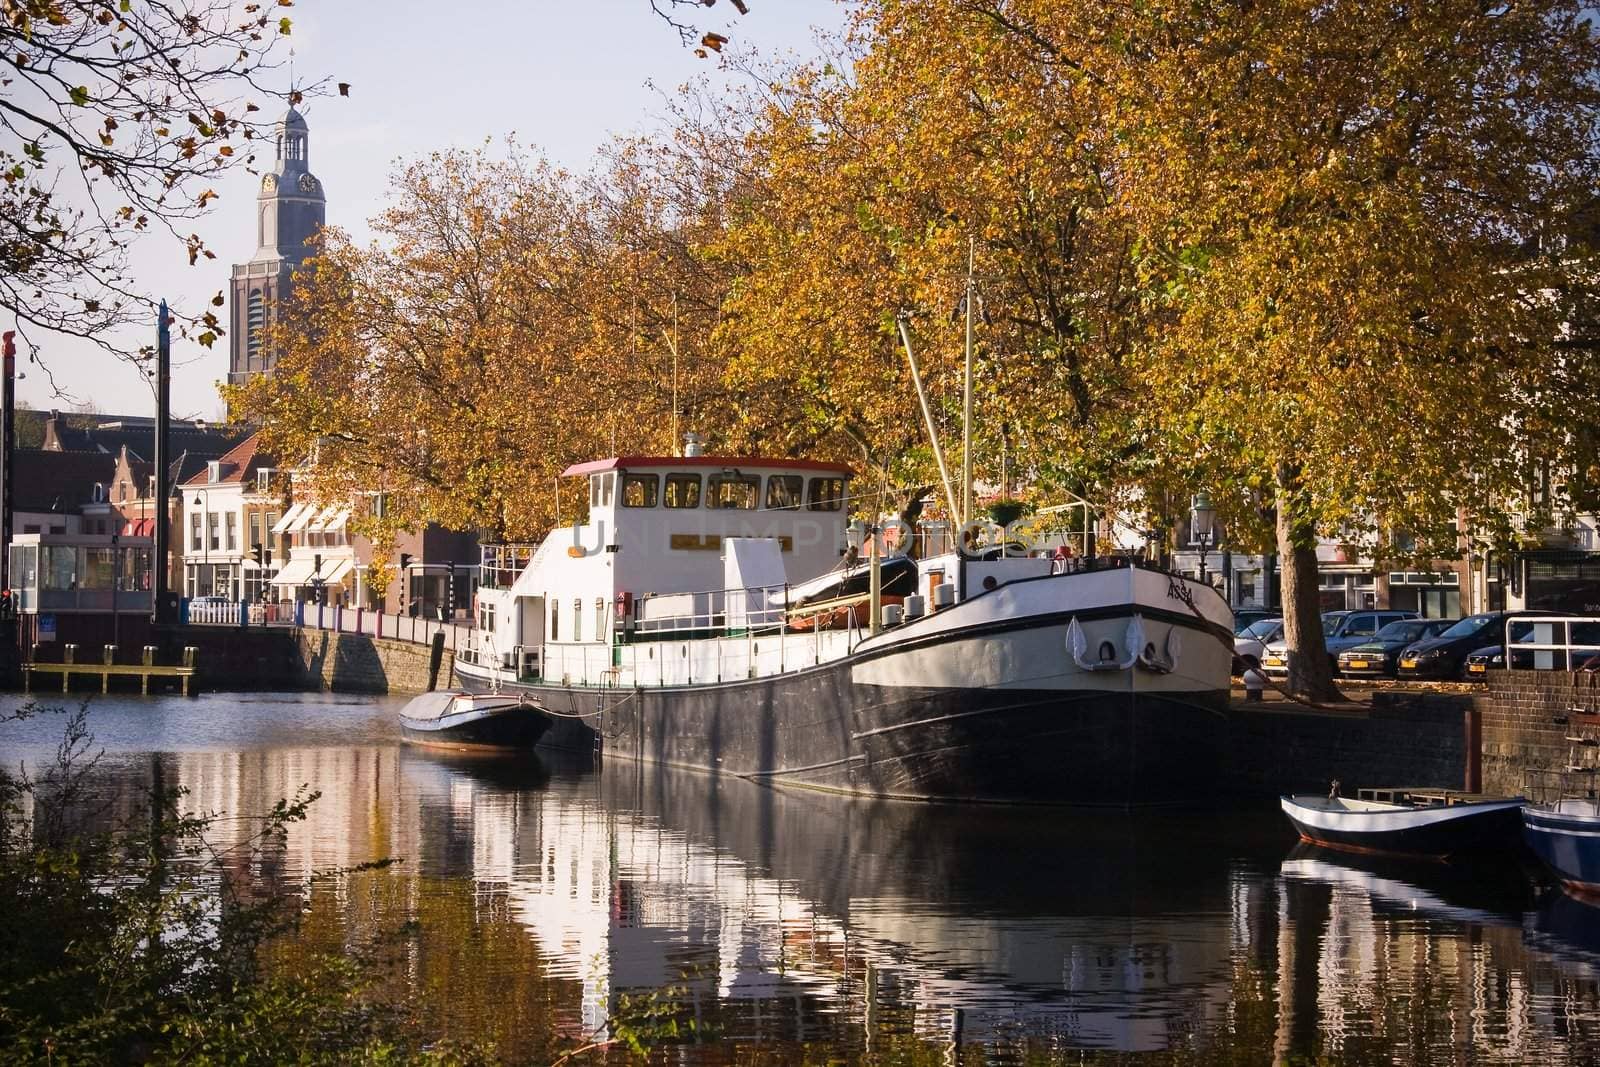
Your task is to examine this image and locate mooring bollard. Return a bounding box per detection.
[63,643,77,664]
[143,645,157,666]
[102,644,115,665]
[1243,667,1266,702]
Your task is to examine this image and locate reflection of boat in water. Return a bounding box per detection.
[406,751,1283,1051]
[1280,789,1525,859]
[1523,798,1600,894]
[1525,887,1600,976]
[1279,843,1532,927]
[397,690,551,750]
[397,745,553,793]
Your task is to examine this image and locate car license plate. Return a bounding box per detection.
[1349,659,1368,669]
[1265,656,1284,666]
[1400,658,1418,669]
[1469,663,1486,673]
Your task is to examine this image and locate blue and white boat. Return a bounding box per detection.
[1280,789,1526,859]
[398,690,551,750]
[1523,799,1600,894]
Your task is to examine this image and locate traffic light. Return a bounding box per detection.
[251,543,263,567]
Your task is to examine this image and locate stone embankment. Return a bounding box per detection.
[177,626,452,695]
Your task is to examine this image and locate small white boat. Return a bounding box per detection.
[397,690,551,750]
[1280,788,1525,859]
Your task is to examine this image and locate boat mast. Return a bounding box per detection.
[895,314,960,521]
[962,236,975,525]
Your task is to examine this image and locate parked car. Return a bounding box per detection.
[1233,609,1276,635]
[1233,617,1283,674]
[1463,616,1600,676]
[1336,618,1458,677]
[1396,611,1572,681]
[1259,610,1421,676]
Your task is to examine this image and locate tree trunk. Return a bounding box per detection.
[1276,463,1340,702]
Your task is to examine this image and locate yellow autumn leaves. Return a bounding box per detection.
[230,0,1600,579]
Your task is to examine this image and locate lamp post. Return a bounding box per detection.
[193,492,206,598]
[1191,492,1216,587]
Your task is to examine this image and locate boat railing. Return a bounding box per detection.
[633,582,791,639]
[1503,616,1600,671]
[477,543,540,591]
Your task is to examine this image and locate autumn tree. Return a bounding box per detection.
[710,0,1151,524]
[1081,0,1600,698]
[227,140,741,568]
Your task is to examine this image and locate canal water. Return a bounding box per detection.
[5,692,1600,1064]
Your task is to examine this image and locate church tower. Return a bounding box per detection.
[227,106,327,385]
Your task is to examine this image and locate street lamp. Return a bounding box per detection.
[1191,492,1216,586]
[193,492,206,598]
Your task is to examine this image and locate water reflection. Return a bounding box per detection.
[7,693,1600,1062]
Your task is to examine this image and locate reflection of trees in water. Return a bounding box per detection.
[47,742,1600,1064]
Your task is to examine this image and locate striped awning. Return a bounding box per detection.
[271,503,308,535]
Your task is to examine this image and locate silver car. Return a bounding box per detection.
[1233,618,1283,673]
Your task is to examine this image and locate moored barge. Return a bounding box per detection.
[454,443,1234,806]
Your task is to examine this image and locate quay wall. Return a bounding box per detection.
[1478,670,1600,800]
[169,626,451,695]
[1221,694,1469,797]
[294,628,452,694]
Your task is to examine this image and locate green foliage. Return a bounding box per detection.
[0,702,469,1065]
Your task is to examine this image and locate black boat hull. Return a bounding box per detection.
[399,704,551,751]
[456,661,1227,806]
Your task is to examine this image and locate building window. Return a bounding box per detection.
[807,477,845,512]
[664,474,701,509]
[765,475,803,511]
[208,513,220,551]
[249,513,262,549]
[707,473,759,510]
[191,512,202,551]
[225,513,237,552]
[247,289,265,364]
[207,460,221,483]
[621,474,659,508]
[257,468,272,494]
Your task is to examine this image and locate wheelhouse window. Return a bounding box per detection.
[621,474,659,508]
[708,473,759,510]
[807,477,846,512]
[664,474,702,509]
[765,475,803,510]
[590,473,615,507]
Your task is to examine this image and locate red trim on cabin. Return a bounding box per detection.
[561,455,853,478]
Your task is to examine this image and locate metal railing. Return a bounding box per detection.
[1503,616,1600,671]
[179,597,474,651]
[633,582,790,637]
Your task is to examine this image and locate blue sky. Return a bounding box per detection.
[21,0,849,418]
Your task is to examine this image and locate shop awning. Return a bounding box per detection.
[305,505,340,533]
[270,558,317,587]
[271,503,308,535]
[287,505,320,534]
[316,557,354,584]
[323,508,351,533]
